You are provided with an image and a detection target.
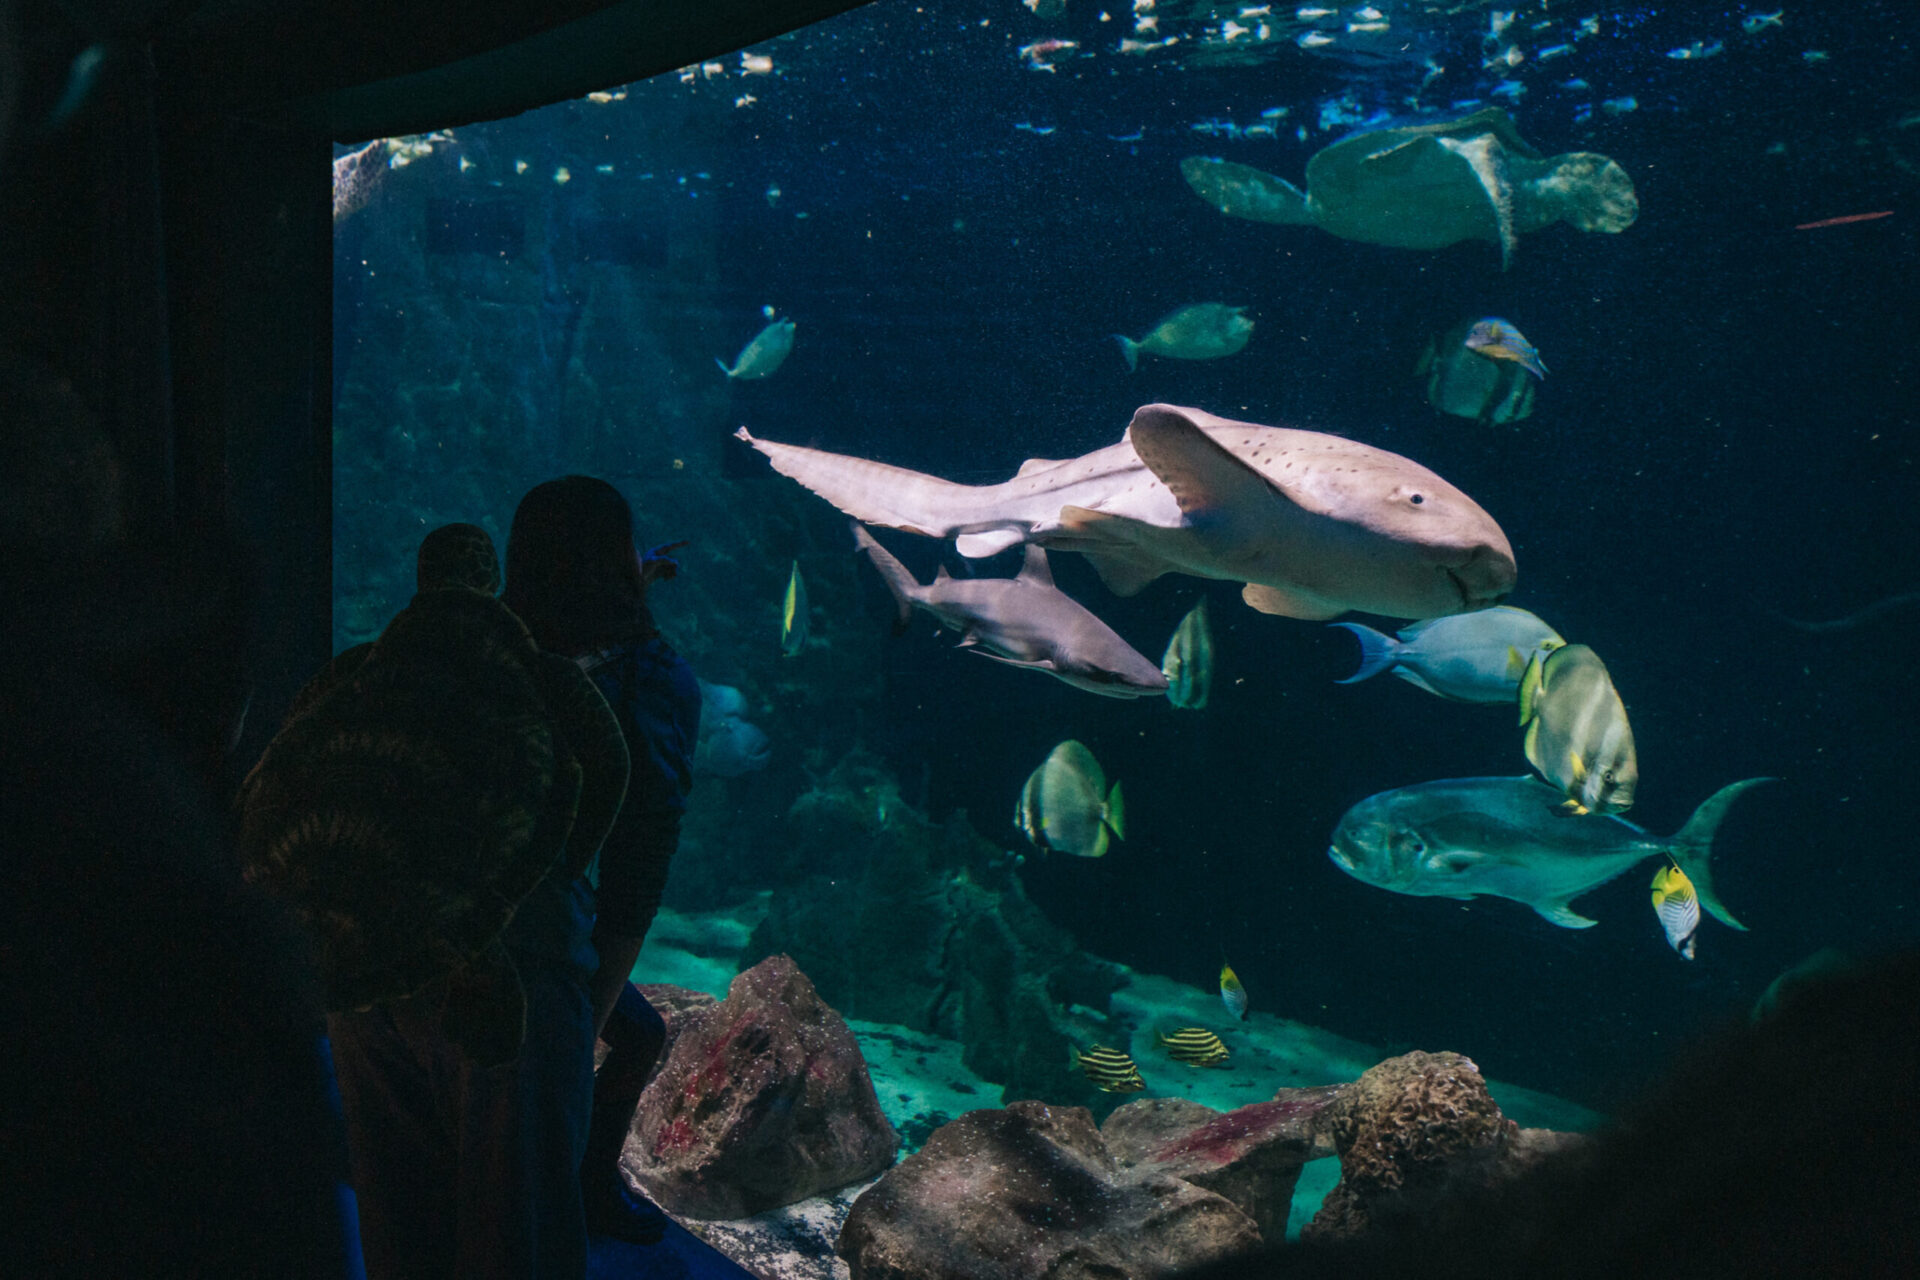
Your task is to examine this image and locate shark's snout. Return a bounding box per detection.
[1445,542,1517,610]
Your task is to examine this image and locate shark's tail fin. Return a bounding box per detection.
[1668,778,1776,930]
[1113,335,1140,373]
[1329,622,1398,685]
[851,524,917,628]
[736,427,987,538]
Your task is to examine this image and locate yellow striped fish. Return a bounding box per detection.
[1219,962,1249,1021]
[1517,643,1638,815]
[1156,1027,1229,1067]
[781,560,809,657]
[1073,1045,1146,1092]
[1651,861,1700,960]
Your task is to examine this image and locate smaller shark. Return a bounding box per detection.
[852,525,1168,698]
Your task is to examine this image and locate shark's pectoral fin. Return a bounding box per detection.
[973,651,1055,672]
[1047,506,1166,597]
[1534,901,1598,929]
[1126,404,1274,522]
[956,529,1027,558]
[1242,583,1343,620]
[1082,550,1164,597]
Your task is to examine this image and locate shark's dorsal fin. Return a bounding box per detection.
[1019,544,1054,587]
[1242,583,1342,620]
[1016,458,1063,477]
[1126,405,1273,521]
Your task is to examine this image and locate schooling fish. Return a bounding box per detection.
[1331,605,1564,703]
[1518,643,1637,814]
[1075,1044,1147,1092]
[1157,1027,1230,1066]
[718,316,797,379]
[1219,962,1249,1020]
[1330,775,1769,931]
[1418,317,1545,426]
[780,561,809,656]
[1017,739,1126,858]
[1114,303,1253,372]
[1650,861,1700,959]
[1161,599,1216,709]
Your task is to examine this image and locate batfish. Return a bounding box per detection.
[737,403,1515,621]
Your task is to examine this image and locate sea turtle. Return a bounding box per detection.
[1181,107,1637,269]
[237,525,630,1065]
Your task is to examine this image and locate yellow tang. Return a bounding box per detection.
[1650,861,1701,960]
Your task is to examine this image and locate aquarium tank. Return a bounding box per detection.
[332,0,1917,1256]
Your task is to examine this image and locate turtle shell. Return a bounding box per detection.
[237,588,628,1024]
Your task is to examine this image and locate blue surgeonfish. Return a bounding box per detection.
[1650,861,1700,959]
[1419,317,1545,425]
[1331,605,1563,703]
[1518,643,1637,814]
[1329,775,1770,931]
[718,316,796,379]
[1017,740,1126,857]
[780,561,809,656]
[1219,962,1249,1020]
[1161,599,1216,709]
[1114,303,1254,371]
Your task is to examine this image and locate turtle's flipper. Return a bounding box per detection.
[442,941,528,1067]
[1439,133,1516,269]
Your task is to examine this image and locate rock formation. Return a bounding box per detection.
[838,1100,1261,1279]
[624,955,899,1219]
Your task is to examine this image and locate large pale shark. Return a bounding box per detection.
[737,403,1515,621]
[852,526,1168,698]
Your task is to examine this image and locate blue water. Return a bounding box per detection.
[335,0,1919,1109]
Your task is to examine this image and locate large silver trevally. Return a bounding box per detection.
[1017,739,1125,857]
[1114,304,1254,372]
[852,525,1167,697]
[1331,604,1563,703]
[1161,599,1215,709]
[1518,643,1637,814]
[737,403,1516,621]
[718,317,796,379]
[1329,775,1771,930]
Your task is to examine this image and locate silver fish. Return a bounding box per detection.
[737,403,1515,622]
[852,526,1167,697]
[1332,605,1563,703]
[718,317,796,379]
[1018,740,1125,857]
[1114,303,1253,371]
[1161,599,1215,709]
[1329,775,1770,930]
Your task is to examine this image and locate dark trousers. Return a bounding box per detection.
[583,983,667,1179]
[328,956,594,1280]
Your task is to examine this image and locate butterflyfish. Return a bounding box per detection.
[1161,598,1215,709]
[1016,740,1125,858]
[1219,962,1249,1020]
[1650,861,1701,959]
[1518,643,1638,814]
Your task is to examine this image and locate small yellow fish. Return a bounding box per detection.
[1156,1027,1230,1067]
[781,561,809,657]
[1219,962,1249,1021]
[1650,862,1700,960]
[1074,1044,1146,1092]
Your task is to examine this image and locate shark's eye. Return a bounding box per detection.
[1409,493,1425,505]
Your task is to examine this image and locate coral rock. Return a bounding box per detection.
[838,1100,1261,1278]
[1104,1086,1345,1240]
[1304,1050,1524,1243]
[624,955,898,1219]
